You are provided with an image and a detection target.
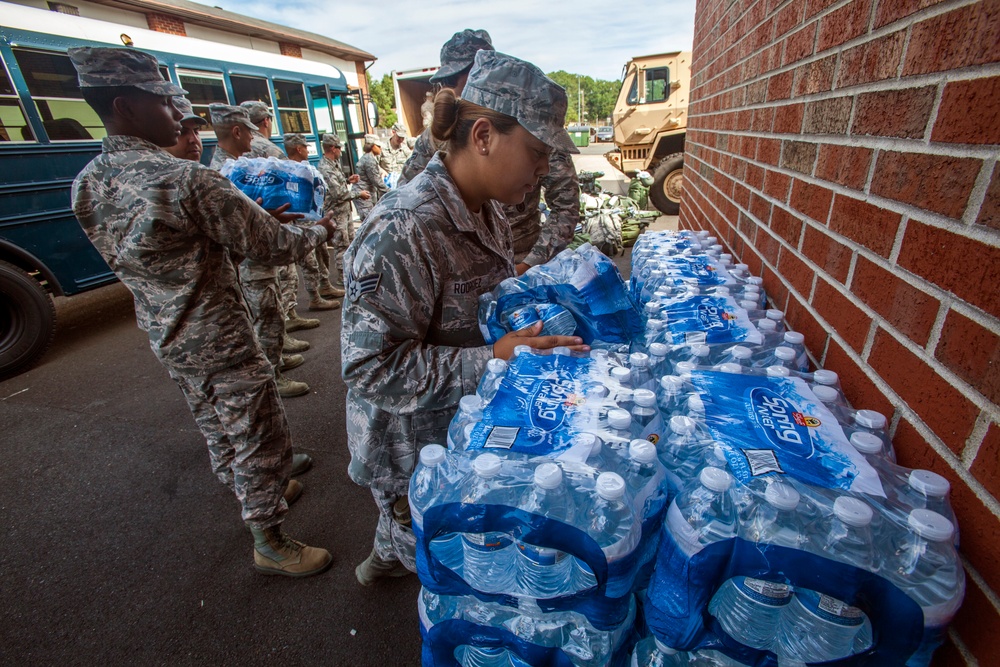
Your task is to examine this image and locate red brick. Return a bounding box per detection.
[870,151,982,220]
[762,265,791,310]
[146,12,187,36]
[870,329,980,452]
[764,170,793,202]
[733,182,752,210]
[932,75,1000,145]
[817,0,873,52]
[971,421,1000,502]
[951,573,1000,666]
[750,192,772,223]
[805,0,841,19]
[892,418,941,472]
[767,70,794,101]
[835,30,906,88]
[763,43,784,74]
[803,96,854,134]
[978,164,1000,231]
[852,86,936,139]
[828,194,901,258]
[745,163,765,191]
[279,42,303,59]
[757,138,782,166]
[781,140,818,175]
[783,24,816,66]
[757,227,783,266]
[778,248,816,300]
[789,178,834,222]
[802,225,853,284]
[775,0,806,38]
[771,206,804,247]
[773,103,805,134]
[792,55,836,96]
[898,221,1000,317]
[851,255,941,346]
[815,144,873,191]
[903,2,1000,76]
[824,339,894,415]
[936,309,1000,405]
[751,106,776,132]
[785,295,830,364]
[874,0,950,30]
[812,278,870,351]
[744,246,765,278]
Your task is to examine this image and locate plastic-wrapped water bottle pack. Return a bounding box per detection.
[220,156,326,219]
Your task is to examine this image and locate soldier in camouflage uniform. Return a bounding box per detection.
[68,47,334,577]
[379,122,411,175]
[318,133,369,289]
[164,96,207,161]
[398,29,581,275]
[353,134,388,221]
[420,90,434,130]
[342,50,584,585]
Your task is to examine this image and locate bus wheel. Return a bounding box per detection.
[0,260,56,379]
[649,153,684,215]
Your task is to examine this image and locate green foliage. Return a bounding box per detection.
[366,72,397,129]
[547,71,622,126]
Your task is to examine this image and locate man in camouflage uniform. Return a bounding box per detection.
[420,90,434,130]
[342,50,582,585]
[69,47,333,577]
[240,100,286,160]
[379,122,411,176]
[164,96,207,161]
[399,29,581,275]
[354,134,388,221]
[317,133,368,289]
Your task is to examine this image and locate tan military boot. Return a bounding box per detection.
[355,548,413,586]
[285,308,320,332]
[276,374,310,398]
[282,335,310,353]
[280,354,305,371]
[250,525,332,577]
[320,282,346,299]
[307,290,341,311]
[283,478,303,504]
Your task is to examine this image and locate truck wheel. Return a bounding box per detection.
[0,260,56,378]
[650,154,684,215]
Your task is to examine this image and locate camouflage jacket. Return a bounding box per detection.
[208,144,238,171]
[248,130,286,159]
[398,129,580,266]
[317,155,356,222]
[356,152,388,203]
[72,135,327,374]
[341,152,515,493]
[379,141,412,175]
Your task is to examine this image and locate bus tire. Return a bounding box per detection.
[0,260,56,379]
[649,153,684,215]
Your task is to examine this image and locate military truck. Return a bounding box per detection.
[392,66,439,137]
[605,51,692,215]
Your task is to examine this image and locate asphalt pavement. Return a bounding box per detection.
[0,155,676,665]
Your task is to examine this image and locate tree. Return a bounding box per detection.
[546,71,621,126]
[366,72,397,129]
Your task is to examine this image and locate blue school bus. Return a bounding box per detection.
[0,3,373,377]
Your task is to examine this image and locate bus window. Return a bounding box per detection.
[0,58,33,142]
[231,75,273,120]
[309,85,333,135]
[274,80,311,134]
[11,48,103,141]
[176,69,227,131]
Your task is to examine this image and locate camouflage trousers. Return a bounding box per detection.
[315,244,331,284]
[168,353,292,529]
[371,486,416,571]
[332,215,355,287]
[353,196,375,224]
[278,263,298,317]
[239,276,283,370]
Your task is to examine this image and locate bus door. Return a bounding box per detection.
[309,84,356,173]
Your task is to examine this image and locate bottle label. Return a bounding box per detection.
[798,590,865,626]
[462,531,512,552]
[661,295,764,346]
[638,413,665,446]
[735,576,792,607]
[516,541,567,566]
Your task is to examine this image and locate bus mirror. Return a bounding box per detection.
[366,100,379,128]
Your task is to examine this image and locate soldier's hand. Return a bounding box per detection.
[515,262,531,276]
[348,174,360,184]
[359,190,372,200]
[257,199,305,225]
[492,322,588,360]
[315,212,338,240]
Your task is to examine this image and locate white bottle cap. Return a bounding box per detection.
[747,276,764,287]
[705,236,717,244]
[486,358,508,375]
[573,432,599,451]
[534,462,563,490]
[670,415,697,436]
[696,230,710,239]
[908,470,951,498]
[766,365,791,377]
[419,444,446,466]
[711,244,724,254]
[850,432,883,455]
[649,342,670,357]
[833,496,873,527]
[644,303,661,317]
[730,345,753,360]
[908,509,954,542]
[610,366,631,382]
[766,309,785,322]
[758,319,778,332]
[608,408,632,430]
[718,363,743,374]
[552,346,572,356]
[736,263,750,272]
[589,348,609,361]
[743,285,761,295]
[813,369,839,386]
[692,344,711,359]
[675,361,697,377]
[513,344,531,357]
[813,385,840,404]
[629,439,657,464]
[661,375,685,392]
[783,331,805,346]
[765,482,801,511]
[473,453,502,478]
[740,300,759,311]
[633,388,657,407]
[459,395,484,414]
[714,286,731,297]
[720,253,732,264]
[700,466,733,492]
[596,472,626,500]
[775,347,797,361]
[687,394,705,412]
[854,409,887,430]
[629,352,650,367]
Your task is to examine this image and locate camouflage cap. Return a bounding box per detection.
[462,50,578,155]
[363,133,382,148]
[68,46,186,95]
[321,133,342,148]
[172,96,208,126]
[209,103,258,133]
[240,100,273,124]
[283,133,307,149]
[428,29,494,84]
[391,122,407,137]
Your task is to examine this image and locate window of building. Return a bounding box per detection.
[0,57,33,142]
[274,79,311,134]
[11,48,103,141]
[176,69,227,132]
[643,67,670,104]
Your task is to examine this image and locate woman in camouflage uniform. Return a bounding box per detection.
[341,51,584,585]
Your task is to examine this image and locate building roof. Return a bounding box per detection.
[91,0,375,62]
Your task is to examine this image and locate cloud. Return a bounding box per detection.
[196,0,695,81]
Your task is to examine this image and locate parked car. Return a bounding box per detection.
[596,126,614,142]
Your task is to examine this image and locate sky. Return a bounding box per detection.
[195,0,697,82]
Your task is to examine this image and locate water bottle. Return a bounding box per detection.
[848,409,896,462]
[462,453,517,594]
[757,346,797,371]
[645,319,668,349]
[708,576,792,650]
[765,364,791,378]
[666,467,738,555]
[577,472,641,592]
[512,344,532,359]
[895,470,959,545]
[515,463,576,598]
[648,343,670,378]
[632,388,660,437]
[712,345,753,372]
[659,415,705,487]
[449,395,484,450]
[776,589,867,663]
[607,408,634,449]
[766,309,786,333]
[477,359,508,404]
[630,636,686,666]
[630,352,655,390]
[782,331,808,371]
[849,431,890,464]
[815,496,876,571]
[756,318,781,349]
[459,646,509,667]
[814,385,852,425]
[624,439,660,501]
[740,481,807,549]
[671,344,711,373]
[657,375,687,418]
[611,366,635,412]
[411,444,465,574]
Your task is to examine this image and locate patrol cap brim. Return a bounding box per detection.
[428,62,469,84]
[180,112,208,126]
[134,80,188,96]
[527,121,579,155]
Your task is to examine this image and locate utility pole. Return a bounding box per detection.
[577,76,581,124]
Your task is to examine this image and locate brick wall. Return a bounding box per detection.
[681,0,999,662]
[145,12,186,36]
[279,41,303,58]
